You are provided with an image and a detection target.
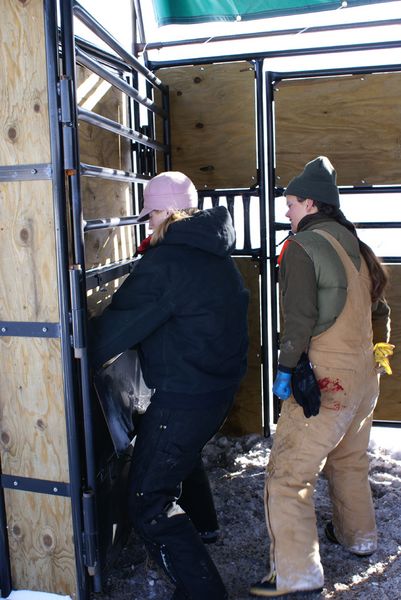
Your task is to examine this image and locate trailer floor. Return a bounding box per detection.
[92,428,401,600]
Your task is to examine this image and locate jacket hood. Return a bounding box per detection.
[160,206,236,256]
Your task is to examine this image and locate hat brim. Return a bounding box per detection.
[137,207,151,222]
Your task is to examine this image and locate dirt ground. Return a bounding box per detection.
[92,429,401,600]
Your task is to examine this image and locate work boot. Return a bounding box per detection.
[249,572,323,598]
[324,521,375,557]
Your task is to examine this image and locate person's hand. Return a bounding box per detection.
[273,370,292,400]
[374,342,395,375]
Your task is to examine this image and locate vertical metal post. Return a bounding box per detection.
[255,60,270,437]
[145,80,157,175]
[162,83,172,171]
[44,1,88,597]
[59,0,101,591]
[265,70,280,424]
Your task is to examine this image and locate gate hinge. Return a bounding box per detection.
[59,76,76,170]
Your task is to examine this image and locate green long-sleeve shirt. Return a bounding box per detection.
[278,215,391,369]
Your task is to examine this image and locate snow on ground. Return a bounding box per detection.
[6,594,71,600]
[91,426,401,600]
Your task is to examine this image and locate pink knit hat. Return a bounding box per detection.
[138,171,198,222]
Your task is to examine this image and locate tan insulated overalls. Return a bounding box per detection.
[265,230,380,592]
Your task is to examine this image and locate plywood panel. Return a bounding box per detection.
[374,265,401,421]
[275,72,401,187]
[0,0,51,166]
[0,338,69,481]
[223,258,262,435]
[156,62,257,189]
[5,489,76,597]
[0,181,59,322]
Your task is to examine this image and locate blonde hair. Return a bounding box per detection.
[150,208,199,245]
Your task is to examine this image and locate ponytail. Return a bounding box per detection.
[150,208,199,245]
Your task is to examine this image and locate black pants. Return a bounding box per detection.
[128,393,233,600]
[179,460,218,535]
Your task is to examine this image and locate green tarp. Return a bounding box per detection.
[151,0,395,25]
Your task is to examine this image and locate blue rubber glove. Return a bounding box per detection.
[273,369,292,400]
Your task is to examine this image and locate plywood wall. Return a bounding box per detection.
[374,265,401,421]
[155,62,257,189]
[0,0,76,596]
[223,258,262,435]
[275,73,401,187]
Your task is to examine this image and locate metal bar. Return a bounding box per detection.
[211,194,219,208]
[73,1,165,91]
[255,60,270,437]
[69,268,86,353]
[148,40,401,70]
[0,322,60,338]
[75,47,166,117]
[80,162,151,184]
[145,80,157,174]
[373,420,401,427]
[0,164,52,181]
[161,80,172,171]
[78,107,168,152]
[132,0,148,63]
[272,64,401,83]
[44,2,87,597]
[265,70,280,428]
[143,18,401,51]
[275,222,401,230]
[242,194,252,252]
[198,188,260,197]
[231,248,260,257]
[60,1,100,589]
[276,184,401,195]
[75,35,129,71]
[131,72,147,245]
[84,215,140,231]
[86,259,138,291]
[226,194,235,224]
[82,491,97,577]
[1,475,70,497]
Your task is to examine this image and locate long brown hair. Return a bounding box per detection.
[298,197,388,302]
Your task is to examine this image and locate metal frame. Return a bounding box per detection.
[0,322,60,337]
[267,63,401,425]
[51,1,171,596]
[44,1,89,596]
[1,475,70,497]
[140,17,401,52]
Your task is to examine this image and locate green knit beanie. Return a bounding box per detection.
[285,156,340,208]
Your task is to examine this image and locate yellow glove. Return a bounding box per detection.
[373,342,395,375]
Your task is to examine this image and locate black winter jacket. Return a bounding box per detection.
[88,206,249,394]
